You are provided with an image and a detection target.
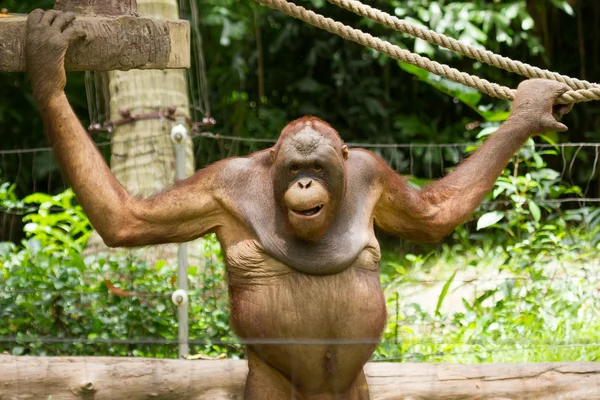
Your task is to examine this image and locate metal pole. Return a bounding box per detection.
[171,120,189,358]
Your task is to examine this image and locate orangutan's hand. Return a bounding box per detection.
[26,9,86,104]
[509,79,573,136]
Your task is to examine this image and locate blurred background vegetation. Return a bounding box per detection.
[1,0,600,363]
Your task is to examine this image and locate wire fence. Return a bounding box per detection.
[4,133,600,201]
[2,128,600,364]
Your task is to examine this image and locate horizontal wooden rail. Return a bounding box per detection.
[0,15,189,72]
[1,356,599,399]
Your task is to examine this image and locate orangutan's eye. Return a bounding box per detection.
[313,164,323,173]
[290,165,300,173]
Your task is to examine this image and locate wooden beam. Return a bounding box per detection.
[1,356,599,399]
[0,14,189,72]
[54,0,138,16]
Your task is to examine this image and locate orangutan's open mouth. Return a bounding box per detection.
[292,205,324,217]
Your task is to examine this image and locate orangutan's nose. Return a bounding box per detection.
[297,179,313,189]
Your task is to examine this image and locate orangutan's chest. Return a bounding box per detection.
[224,238,384,332]
[228,264,386,337]
[225,241,386,387]
[223,237,381,286]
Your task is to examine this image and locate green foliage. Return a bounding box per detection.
[21,190,91,251]
[398,62,511,121]
[471,137,584,261]
[0,189,237,358]
[392,0,541,56]
[549,0,575,16]
[2,0,600,366]
[188,239,240,358]
[434,269,456,317]
[3,167,600,364]
[377,245,600,363]
[197,0,546,147]
[0,182,20,207]
[375,127,600,363]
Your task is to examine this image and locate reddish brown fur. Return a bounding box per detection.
[273,116,346,158]
[280,116,343,142]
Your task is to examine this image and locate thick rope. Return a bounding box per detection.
[258,0,515,100]
[256,0,600,104]
[328,0,600,91]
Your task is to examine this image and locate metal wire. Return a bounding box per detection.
[2,335,600,348]
[4,133,600,155]
[2,131,600,362]
[0,271,598,297]
[375,342,600,362]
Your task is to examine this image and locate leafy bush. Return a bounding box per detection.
[2,147,600,364]
[375,132,600,363]
[377,249,600,363]
[0,189,237,358]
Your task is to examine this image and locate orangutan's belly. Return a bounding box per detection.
[226,241,386,392]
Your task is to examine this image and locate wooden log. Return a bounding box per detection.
[0,14,189,72]
[1,356,599,399]
[54,0,138,16]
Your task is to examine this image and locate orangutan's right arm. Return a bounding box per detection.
[29,10,225,247]
[41,95,225,247]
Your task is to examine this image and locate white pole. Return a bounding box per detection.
[170,121,189,358]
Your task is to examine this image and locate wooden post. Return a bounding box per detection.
[0,1,189,71]
[54,0,138,15]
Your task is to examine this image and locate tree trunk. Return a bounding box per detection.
[2,356,600,399]
[85,0,197,263]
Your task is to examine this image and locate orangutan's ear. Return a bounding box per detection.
[270,148,276,163]
[342,145,349,161]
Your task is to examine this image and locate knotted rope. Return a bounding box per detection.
[256,0,600,104]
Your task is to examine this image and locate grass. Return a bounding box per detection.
[374,231,600,363]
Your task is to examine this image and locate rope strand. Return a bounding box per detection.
[328,0,600,90]
[257,0,600,104]
[257,0,515,100]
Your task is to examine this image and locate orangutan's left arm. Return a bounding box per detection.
[373,79,572,242]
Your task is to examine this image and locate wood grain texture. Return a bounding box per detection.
[0,15,190,72]
[1,356,599,399]
[54,0,139,16]
[83,0,202,265]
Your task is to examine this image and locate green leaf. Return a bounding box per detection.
[476,211,504,230]
[476,126,499,139]
[474,290,496,306]
[549,0,575,16]
[528,200,541,222]
[435,270,457,316]
[414,38,435,56]
[492,186,505,199]
[22,193,54,204]
[398,62,482,108]
[464,22,486,42]
[364,97,387,117]
[532,152,545,168]
[155,260,168,271]
[521,16,534,31]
